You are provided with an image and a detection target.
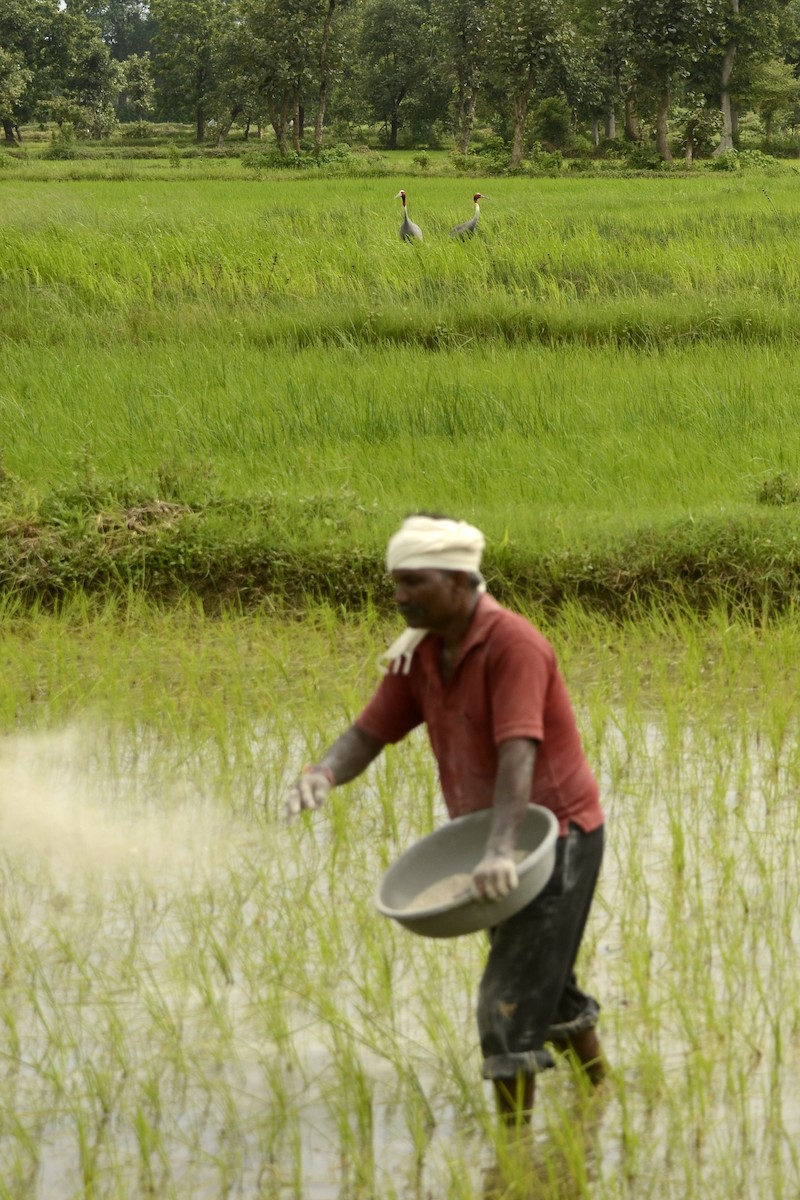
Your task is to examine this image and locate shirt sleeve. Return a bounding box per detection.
[487,620,554,745]
[355,671,424,745]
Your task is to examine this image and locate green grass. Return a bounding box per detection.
[2,171,800,606]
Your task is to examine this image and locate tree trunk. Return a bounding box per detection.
[195,106,205,143]
[715,41,737,154]
[268,91,289,154]
[2,119,19,145]
[685,121,695,168]
[216,106,241,147]
[715,0,739,155]
[456,80,478,154]
[315,80,328,154]
[292,97,301,152]
[605,98,616,140]
[655,86,671,161]
[591,116,600,147]
[624,94,640,142]
[510,78,533,168]
[315,0,336,154]
[389,109,399,149]
[462,89,477,154]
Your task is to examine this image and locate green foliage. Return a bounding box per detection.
[530,95,573,148]
[241,143,386,175]
[709,148,780,171]
[737,148,781,169]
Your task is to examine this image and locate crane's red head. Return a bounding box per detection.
[473,193,483,202]
[395,189,407,202]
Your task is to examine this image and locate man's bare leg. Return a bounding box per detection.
[493,1072,535,1127]
[566,1028,607,1086]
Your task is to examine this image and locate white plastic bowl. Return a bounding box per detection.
[375,804,558,938]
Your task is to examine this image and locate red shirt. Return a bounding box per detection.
[356,595,603,836]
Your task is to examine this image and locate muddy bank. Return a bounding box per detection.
[2,487,799,616]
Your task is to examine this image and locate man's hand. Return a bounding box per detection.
[285,765,335,820]
[471,853,519,901]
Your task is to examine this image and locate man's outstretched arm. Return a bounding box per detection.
[286,724,385,818]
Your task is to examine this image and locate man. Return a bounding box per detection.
[287,514,607,1124]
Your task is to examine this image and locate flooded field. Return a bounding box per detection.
[1,607,799,1198]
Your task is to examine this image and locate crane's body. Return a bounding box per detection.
[395,190,423,241]
[450,193,485,239]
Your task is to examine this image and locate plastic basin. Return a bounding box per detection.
[375,804,558,938]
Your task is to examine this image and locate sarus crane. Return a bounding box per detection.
[449,193,486,239]
[394,190,423,241]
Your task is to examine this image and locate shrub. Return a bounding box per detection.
[755,471,800,506]
[709,149,740,171]
[527,140,563,172]
[737,148,780,169]
[624,144,673,171]
[43,128,78,160]
[449,151,483,172]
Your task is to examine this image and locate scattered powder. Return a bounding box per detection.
[0,724,237,887]
[404,850,529,912]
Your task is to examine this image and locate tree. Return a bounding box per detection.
[122,52,155,122]
[430,0,487,153]
[750,56,800,144]
[707,0,787,154]
[151,0,234,141]
[607,0,718,160]
[84,0,155,59]
[571,0,626,142]
[484,0,569,167]
[55,7,125,137]
[0,48,32,143]
[358,0,438,148]
[0,0,63,144]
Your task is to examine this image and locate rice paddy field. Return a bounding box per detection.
[2,157,800,1198]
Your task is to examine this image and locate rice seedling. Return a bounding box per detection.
[0,599,799,1196]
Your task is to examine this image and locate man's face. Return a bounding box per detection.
[391,568,461,629]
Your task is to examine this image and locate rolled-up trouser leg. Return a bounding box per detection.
[478,823,604,1081]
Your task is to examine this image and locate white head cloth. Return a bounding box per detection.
[380,515,486,674]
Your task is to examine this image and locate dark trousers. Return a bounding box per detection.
[478,823,604,1079]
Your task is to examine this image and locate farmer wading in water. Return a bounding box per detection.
[287,513,607,1125]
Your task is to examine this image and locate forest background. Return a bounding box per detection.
[5,0,800,171]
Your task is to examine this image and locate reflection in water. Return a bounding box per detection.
[0,716,799,1198]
